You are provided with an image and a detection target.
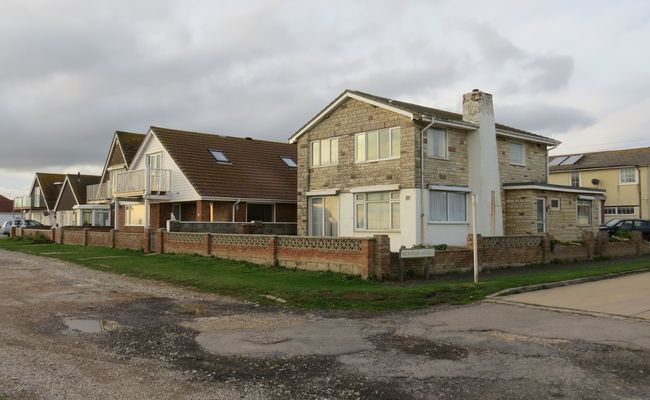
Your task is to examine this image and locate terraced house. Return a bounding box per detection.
[290,89,605,250]
[549,147,650,221]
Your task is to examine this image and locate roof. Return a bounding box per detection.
[34,173,66,210]
[289,89,559,145]
[65,174,101,205]
[150,126,297,202]
[115,131,146,166]
[503,182,606,196]
[549,147,650,172]
[0,194,12,212]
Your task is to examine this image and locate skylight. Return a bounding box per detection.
[209,149,229,163]
[281,157,297,167]
[548,156,568,167]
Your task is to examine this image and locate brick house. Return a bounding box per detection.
[13,172,66,225]
[108,126,297,231]
[0,194,14,224]
[53,174,103,226]
[290,89,605,250]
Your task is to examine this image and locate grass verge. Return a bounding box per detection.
[1,238,649,311]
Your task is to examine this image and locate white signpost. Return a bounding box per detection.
[398,247,436,281]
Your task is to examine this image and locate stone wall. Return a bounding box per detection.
[497,138,548,184]
[422,128,469,187]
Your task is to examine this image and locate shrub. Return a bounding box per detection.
[613,229,632,240]
[434,244,448,251]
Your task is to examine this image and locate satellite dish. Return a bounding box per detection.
[591,178,600,185]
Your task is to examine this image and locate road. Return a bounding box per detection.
[0,249,648,400]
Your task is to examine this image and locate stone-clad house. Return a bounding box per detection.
[290,89,605,250]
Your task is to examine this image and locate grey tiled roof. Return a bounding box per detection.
[549,147,650,171]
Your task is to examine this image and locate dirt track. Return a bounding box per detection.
[1,249,649,399]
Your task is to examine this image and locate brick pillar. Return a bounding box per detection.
[110,229,116,248]
[82,228,89,247]
[373,235,391,280]
[270,236,278,266]
[631,231,642,256]
[596,231,609,256]
[541,234,551,263]
[50,228,56,243]
[10,226,16,238]
[160,230,166,254]
[143,228,151,254]
[156,229,164,254]
[582,230,595,259]
[204,233,211,256]
[57,227,64,244]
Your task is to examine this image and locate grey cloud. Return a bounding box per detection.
[497,103,596,134]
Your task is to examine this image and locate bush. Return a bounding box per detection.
[30,234,52,244]
[613,229,632,240]
[434,244,448,251]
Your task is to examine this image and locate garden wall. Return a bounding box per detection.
[168,220,297,236]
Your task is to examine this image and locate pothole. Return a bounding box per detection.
[63,318,120,333]
[370,333,469,360]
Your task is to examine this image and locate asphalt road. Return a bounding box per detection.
[1,249,649,400]
[503,272,650,320]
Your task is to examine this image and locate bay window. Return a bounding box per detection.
[355,191,400,231]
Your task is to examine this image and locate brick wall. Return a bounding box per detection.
[87,230,112,247]
[168,220,297,235]
[473,235,546,268]
[114,231,143,250]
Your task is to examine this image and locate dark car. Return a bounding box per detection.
[1,219,44,236]
[600,218,650,240]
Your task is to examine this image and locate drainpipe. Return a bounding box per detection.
[420,119,436,245]
[232,199,241,222]
[636,165,642,218]
[546,144,558,182]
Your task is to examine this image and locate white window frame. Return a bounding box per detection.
[604,206,636,215]
[550,198,560,211]
[125,204,145,226]
[427,128,448,159]
[354,127,401,163]
[308,196,339,236]
[619,167,638,185]
[147,152,163,168]
[310,138,338,167]
[576,199,593,226]
[428,190,469,224]
[509,142,526,166]
[570,171,580,187]
[354,191,400,231]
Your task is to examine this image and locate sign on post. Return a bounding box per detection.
[398,247,436,281]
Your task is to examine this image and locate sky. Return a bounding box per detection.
[1,0,649,198]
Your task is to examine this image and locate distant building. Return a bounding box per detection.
[0,194,14,224]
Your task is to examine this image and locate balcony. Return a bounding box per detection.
[87,181,113,203]
[14,195,44,210]
[113,169,171,197]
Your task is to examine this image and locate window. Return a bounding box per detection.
[94,210,110,226]
[171,204,182,220]
[81,210,93,226]
[427,128,447,159]
[310,138,338,167]
[550,198,560,211]
[355,191,400,230]
[570,172,580,187]
[355,127,401,162]
[247,203,274,222]
[125,205,145,226]
[619,167,637,184]
[604,206,635,215]
[281,157,297,168]
[509,142,525,165]
[309,196,339,236]
[429,191,467,222]
[209,149,229,163]
[577,199,592,225]
[147,152,162,169]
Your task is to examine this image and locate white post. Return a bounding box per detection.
[472,194,479,284]
[144,156,151,229]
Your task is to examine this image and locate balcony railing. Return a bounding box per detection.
[13,195,43,209]
[113,169,171,196]
[87,181,113,202]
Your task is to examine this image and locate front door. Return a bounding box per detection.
[536,198,546,233]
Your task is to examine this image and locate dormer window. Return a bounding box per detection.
[281,157,297,168]
[209,149,229,163]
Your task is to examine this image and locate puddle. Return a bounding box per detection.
[64,318,120,333]
[178,303,209,316]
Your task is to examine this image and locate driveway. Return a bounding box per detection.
[1,249,649,400]
[502,272,650,320]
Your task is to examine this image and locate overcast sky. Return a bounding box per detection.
[1,0,649,198]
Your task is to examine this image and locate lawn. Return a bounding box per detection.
[2,237,649,311]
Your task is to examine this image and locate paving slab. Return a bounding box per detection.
[503,272,650,319]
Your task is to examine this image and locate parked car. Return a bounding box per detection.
[0,219,44,236]
[600,218,650,240]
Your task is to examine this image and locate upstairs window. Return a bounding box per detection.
[310,138,338,167]
[355,127,400,162]
[209,150,229,163]
[427,128,447,159]
[509,142,525,165]
[570,172,580,187]
[619,167,637,184]
[281,157,297,168]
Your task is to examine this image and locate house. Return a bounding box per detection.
[289,89,605,250]
[13,173,66,225]
[53,174,103,226]
[549,147,650,221]
[0,194,14,224]
[86,130,146,226]
[107,126,297,230]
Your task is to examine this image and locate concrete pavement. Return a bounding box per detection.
[503,272,650,320]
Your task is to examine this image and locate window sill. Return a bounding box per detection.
[428,156,449,161]
[354,229,400,233]
[510,162,527,167]
[428,221,469,225]
[618,182,638,186]
[309,164,338,170]
[354,157,400,165]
